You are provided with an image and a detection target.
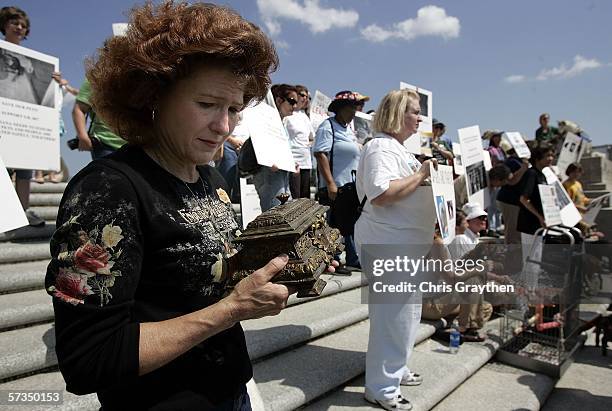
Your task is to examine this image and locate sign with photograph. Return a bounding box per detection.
[538,184,563,227]
[400,82,433,155]
[503,132,531,159]
[0,40,60,171]
[353,110,373,144]
[239,177,262,230]
[241,99,296,173]
[555,133,584,181]
[458,125,489,208]
[309,90,332,132]
[583,193,611,225]
[542,167,581,227]
[0,154,28,233]
[452,142,464,175]
[430,164,456,244]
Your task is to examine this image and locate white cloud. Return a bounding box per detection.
[506,55,605,84]
[256,0,359,36]
[361,5,460,42]
[274,39,290,50]
[536,55,602,80]
[504,75,526,84]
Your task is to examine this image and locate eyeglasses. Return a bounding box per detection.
[298,92,308,98]
[284,97,298,106]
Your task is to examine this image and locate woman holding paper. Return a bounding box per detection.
[355,88,437,410]
[43,3,335,409]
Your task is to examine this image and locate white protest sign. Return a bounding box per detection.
[583,193,611,225]
[542,167,581,227]
[430,164,456,244]
[538,185,563,227]
[503,132,531,159]
[239,177,262,229]
[309,90,332,132]
[483,150,493,171]
[241,100,296,172]
[458,125,489,208]
[452,142,464,175]
[0,40,60,171]
[0,154,28,233]
[112,23,129,36]
[555,133,584,181]
[400,82,433,155]
[353,111,373,144]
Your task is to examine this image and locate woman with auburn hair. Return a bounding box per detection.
[355,88,437,410]
[44,2,330,409]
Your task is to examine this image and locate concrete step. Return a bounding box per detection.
[29,193,63,206]
[0,242,50,264]
[0,281,366,382]
[431,361,555,411]
[0,289,53,330]
[0,371,99,411]
[584,182,606,191]
[27,206,58,222]
[254,320,438,411]
[303,318,502,411]
[542,332,612,411]
[29,182,67,193]
[0,260,49,293]
[0,224,56,243]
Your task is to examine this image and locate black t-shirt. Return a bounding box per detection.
[497,157,524,205]
[517,167,547,235]
[45,145,251,410]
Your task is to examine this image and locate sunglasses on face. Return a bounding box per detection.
[298,92,309,98]
[476,216,488,221]
[284,97,298,106]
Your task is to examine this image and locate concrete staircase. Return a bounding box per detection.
[581,150,612,235]
[0,182,610,411]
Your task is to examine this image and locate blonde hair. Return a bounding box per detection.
[373,89,420,135]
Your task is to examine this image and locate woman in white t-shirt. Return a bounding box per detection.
[355,89,437,410]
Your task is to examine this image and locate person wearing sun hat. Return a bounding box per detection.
[314,90,368,274]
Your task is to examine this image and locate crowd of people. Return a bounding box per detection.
[2,2,607,411]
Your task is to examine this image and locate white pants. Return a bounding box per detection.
[365,301,422,400]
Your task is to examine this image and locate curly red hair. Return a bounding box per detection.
[87,1,278,144]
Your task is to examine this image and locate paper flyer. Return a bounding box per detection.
[452,142,464,175]
[0,153,28,233]
[241,99,296,173]
[583,193,611,225]
[458,125,489,208]
[400,82,433,155]
[239,177,262,230]
[555,133,584,182]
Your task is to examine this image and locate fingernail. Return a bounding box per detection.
[279,254,289,262]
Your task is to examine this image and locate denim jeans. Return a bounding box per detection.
[252,167,291,212]
[217,141,240,202]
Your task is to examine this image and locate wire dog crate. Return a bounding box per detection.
[496,226,586,378]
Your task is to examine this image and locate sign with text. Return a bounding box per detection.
[309,90,332,132]
[542,167,581,227]
[400,82,433,155]
[538,184,563,226]
[503,132,531,159]
[0,154,28,233]
[0,40,60,171]
[458,125,489,208]
[241,99,296,172]
[430,164,456,244]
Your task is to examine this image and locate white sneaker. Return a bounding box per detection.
[364,393,413,410]
[400,371,423,386]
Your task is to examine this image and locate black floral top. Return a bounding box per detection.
[45,145,251,410]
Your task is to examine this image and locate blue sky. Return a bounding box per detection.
[9,0,612,175]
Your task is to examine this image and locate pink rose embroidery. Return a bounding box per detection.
[52,269,94,305]
[74,242,111,275]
